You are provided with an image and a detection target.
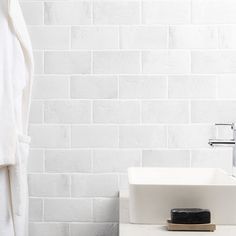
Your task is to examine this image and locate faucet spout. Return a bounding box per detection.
[209,123,236,177]
[208,139,235,147]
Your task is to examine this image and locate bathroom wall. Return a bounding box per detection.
[20,0,236,235]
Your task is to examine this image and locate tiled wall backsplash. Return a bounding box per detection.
[21,0,236,235]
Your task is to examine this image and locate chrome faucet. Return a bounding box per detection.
[209,123,236,176]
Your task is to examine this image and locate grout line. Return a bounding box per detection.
[91,198,94,223]
[43,149,46,172]
[139,0,143,25]
[29,147,225,152]
[166,126,169,149]
[68,224,71,236]
[91,150,94,173]
[42,2,45,26]
[91,51,94,74]
[33,97,236,102]
[33,72,236,76]
[188,99,191,124]
[68,77,71,99]
[42,101,45,124]
[69,24,72,50]
[35,49,236,52]
[189,149,192,168]
[167,25,170,49]
[42,199,45,222]
[190,0,193,24]
[166,76,169,99]
[140,149,143,167]
[91,0,94,25]
[139,100,142,124]
[91,99,94,124]
[30,221,119,224]
[117,75,120,99]
[139,51,143,73]
[118,26,121,50]
[28,123,221,127]
[26,23,236,27]
[69,175,72,198]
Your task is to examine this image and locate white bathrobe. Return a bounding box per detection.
[0,0,34,235]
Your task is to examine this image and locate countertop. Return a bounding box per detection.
[119,191,236,236]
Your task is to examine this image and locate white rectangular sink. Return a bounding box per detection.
[128,167,236,225]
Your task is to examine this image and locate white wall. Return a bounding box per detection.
[20,0,236,235]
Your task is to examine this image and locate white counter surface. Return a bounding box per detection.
[119,191,236,236]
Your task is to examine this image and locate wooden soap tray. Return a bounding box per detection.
[167,220,216,232]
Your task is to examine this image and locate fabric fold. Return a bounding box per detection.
[8,0,34,134]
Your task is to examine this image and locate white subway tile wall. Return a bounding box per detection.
[22,0,236,235]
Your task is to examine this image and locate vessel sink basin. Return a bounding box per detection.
[128,167,236,225]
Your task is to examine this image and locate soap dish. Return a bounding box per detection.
[167,220,216,232]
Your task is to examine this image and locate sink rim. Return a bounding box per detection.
[128,167,236,186]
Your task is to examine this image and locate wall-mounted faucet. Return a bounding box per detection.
[209,123,236,177]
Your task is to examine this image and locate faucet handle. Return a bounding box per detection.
[215,123,235,129]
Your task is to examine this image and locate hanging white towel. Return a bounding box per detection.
[0,168,14,236]
[0,0,18,166]
[0,0,34,235]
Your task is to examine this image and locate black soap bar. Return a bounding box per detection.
[171,208,211,224]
